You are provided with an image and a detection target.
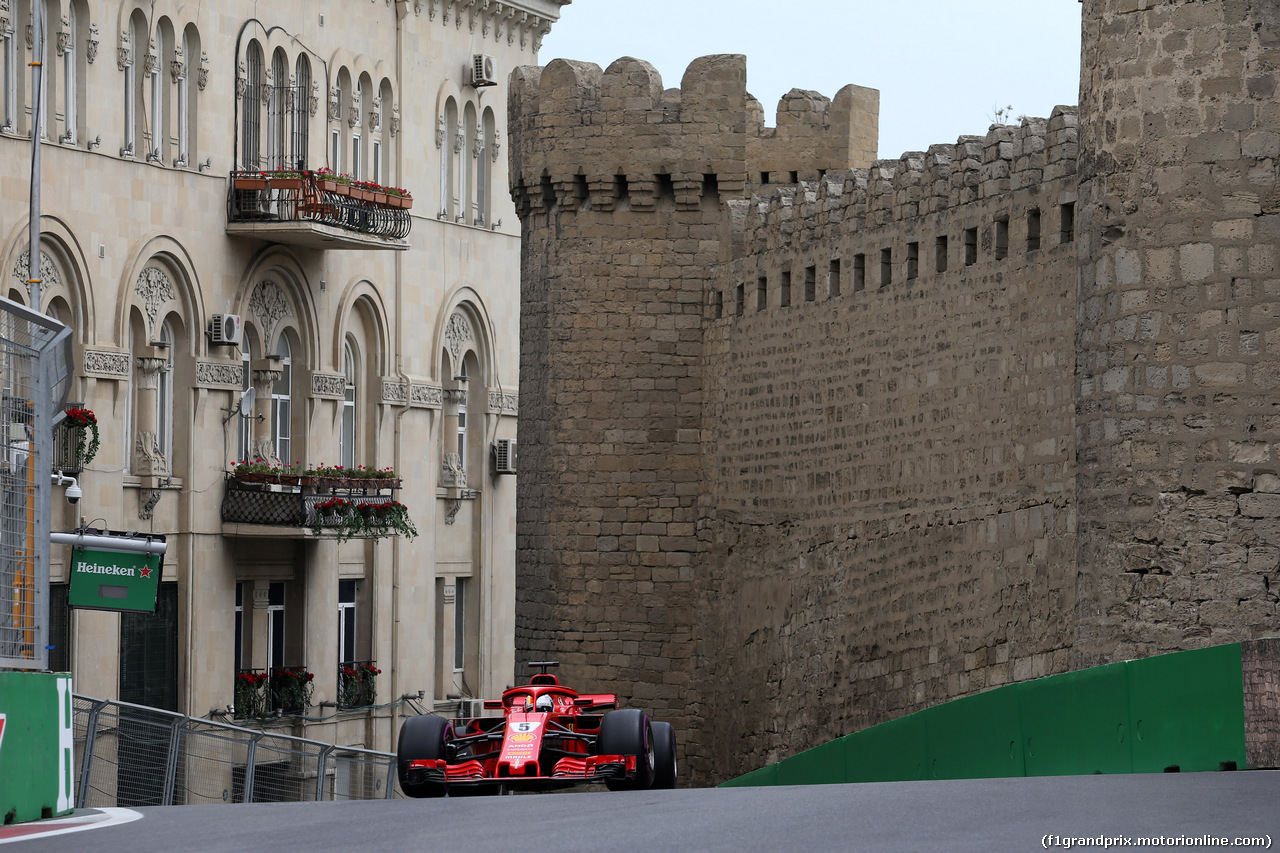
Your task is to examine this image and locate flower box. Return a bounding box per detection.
[372,190,388,206]
[386,194,413,210]
[271,177,303,191]
[233,176,268,191]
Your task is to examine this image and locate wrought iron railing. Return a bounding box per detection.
[338,660,379,710]
[226,170,412,240]
[234,667,315,717]
[221,476,399,532]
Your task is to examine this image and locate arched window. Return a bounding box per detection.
[124,11,147,157]
[39,0,55,141]
[332,67,351,173]
[157,319,174,461]
[293,56,310,169]
[175,31,189,164]
[456,360,468,471]
[180,25,200,167]
[271,335,291,463]
[461,101,476,223]
[351,78,364,180]
[340,341,356,468]
[238,330,255,462]
[267,48,286,170]
[151,20,175,162]
[241,41,263,169]
[442,98,458,218]
[60,3,76,144]
[479,107,496,227]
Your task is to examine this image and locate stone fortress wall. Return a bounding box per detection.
[511,0,1280,783]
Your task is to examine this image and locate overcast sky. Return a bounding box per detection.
[538,0,1083,162]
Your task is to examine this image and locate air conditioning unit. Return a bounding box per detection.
[469,54,498,87]
[491,439,516,475]
[208,313,243,346]
[462,699,486,718]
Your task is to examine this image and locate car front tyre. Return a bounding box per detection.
[397,714,450,798]
[598,708,654,791]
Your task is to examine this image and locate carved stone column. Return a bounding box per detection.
[440,386,466,488]
[250,356,283,466]
[133,347,170,519]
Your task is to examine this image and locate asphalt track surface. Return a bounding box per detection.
[6,771,1279,852]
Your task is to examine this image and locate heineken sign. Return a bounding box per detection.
[68,546,162,613]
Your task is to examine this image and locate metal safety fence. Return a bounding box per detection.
[73,695,399,806]
[0,295,71,670]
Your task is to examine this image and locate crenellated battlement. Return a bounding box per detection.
[508,55,879,216]
[728,106,1078,244]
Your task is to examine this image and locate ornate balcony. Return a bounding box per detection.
[225,171,411,251]
[220,475,414,540]
[337,661,380,710]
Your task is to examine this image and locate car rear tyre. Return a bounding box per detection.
[397,714,449,798]
[598,708,654,791]
[651,721,677,789]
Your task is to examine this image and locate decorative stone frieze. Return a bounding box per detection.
[311,372,345,399]
[196,361,244,388]
[82,350,131,379]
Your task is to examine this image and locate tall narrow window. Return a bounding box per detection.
[907,242,919,281]
[964,227,978,266]
[157,321,173,462]
[1027,207,1041,252]
[463,102,477,223]
[340,342,356,469]
[175,34,188,164]
[995,216,1009,261]
[758,275,769,311]
[880,248,892,288]
[351,81,362,180]
[480,108,496,226]
[456,362,468,472]
[804,265,816,302]
[338,580,356,665]
[936,235,949,273]
[372,139,382,186]
[238,333,253,462]
[779,271,790,308]
[272,336,291,464]
[267,581,285,671]
[2,17,15,133]
[853,254,866,292]
[124,18,141,156]
[242,42,262,169]
[453,579,465,671]
[734,283,744,316]
[330,128,340,173]
[267,49,286,170]
[61,4,76,143]
[828,259,841,298]
[149,48,163,159]
[443,99,458,218]
[1060,202,1075,244]
[292,56,310,169]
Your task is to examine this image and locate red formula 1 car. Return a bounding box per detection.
[397,662,677,797]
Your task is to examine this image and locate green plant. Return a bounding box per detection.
[234,671,269,718]
[272,666,314,714]
[339,662,381,708]
[63,407,99,465]
[311,498,417,542]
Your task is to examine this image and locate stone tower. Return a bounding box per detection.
[509,55,878,773]
[1074,0,1280,662]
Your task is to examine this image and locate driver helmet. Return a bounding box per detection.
[535,693,554,713]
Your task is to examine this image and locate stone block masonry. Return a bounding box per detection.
[513,0,1280,785]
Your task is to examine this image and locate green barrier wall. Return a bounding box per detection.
[721,644,1248,787]
[0,671,74,823]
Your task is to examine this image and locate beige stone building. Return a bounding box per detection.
[2,0,566,755]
